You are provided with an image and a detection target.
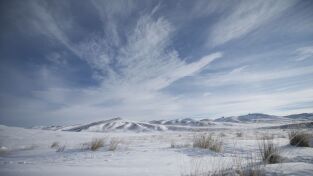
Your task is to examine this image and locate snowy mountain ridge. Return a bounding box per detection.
[213,113,313,123]
[63,117,167,132]
[32,113,313,132]
[150,118,215,126]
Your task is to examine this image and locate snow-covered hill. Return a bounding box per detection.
[214,113,313,123]
[284,113,313,120]
[64,118,167,132]
[32,125,64,131]
[150,118,215,126]
[33,118,216,132]
[32,124,82,131]
[213,113,284,123]
[263,121,313,129]
[32,113,313,132]
[57,118,215,132]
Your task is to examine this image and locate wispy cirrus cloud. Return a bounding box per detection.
[27,1,222,90]
[76,15,222,90]
[199,65,313,87]
[294,45,313,61]
[28,1,74,52]
[209,0,296,46]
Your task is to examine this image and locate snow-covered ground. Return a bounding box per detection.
[0,118,313,175]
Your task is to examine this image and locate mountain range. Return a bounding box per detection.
[33,113,313,132]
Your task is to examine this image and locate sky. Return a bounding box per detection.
[0,0,313,127]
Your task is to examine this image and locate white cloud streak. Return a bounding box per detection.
[295,45,313,61]
[210,0,296,46]
[199,65,313,87]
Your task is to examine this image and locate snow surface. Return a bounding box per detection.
[1,118,313,175]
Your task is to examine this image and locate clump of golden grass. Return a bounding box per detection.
[258,137,281,164]
[193,133,223,152]
[90,138,105,151]
[50,142,59,148]
[288,130,311,147]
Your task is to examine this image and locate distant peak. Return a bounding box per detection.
[110,117,122,121]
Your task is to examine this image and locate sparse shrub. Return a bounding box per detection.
[185,165,265,176]
[108,138,121,151]
[258,138,281,164]
[234,154,265,176]
[181,155,265,176]
[50,142,59,148]
[213,166,265,176]
[236,132,243,137]
[56,145,66,152]
[193,133,223,152]
[51,142,66,152]
[288,130,311,147]
[90,138,104,151]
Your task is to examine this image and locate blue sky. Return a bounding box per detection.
[0,0,313,126]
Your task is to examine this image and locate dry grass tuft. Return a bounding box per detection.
[234,154,265,176]
[181,155,265,176]
[90,138,104,151]
[193,133,223,152]
[236,132,243,137]
[288,130,311,147]
[183,167,264,176]
[56,145,66,152]
[258,138,281,164]
[81,138,105,151]
[50,142,59,148]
